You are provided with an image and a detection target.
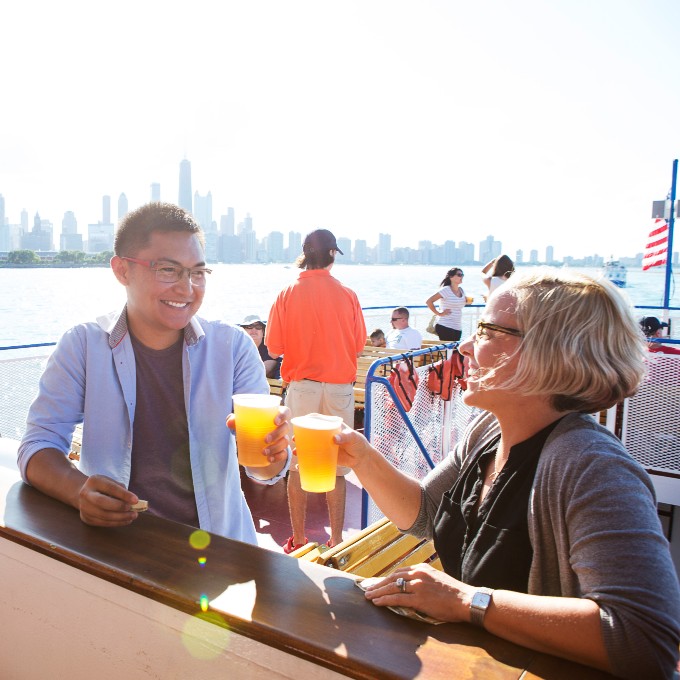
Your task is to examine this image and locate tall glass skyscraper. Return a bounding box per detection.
[178,159,192,213]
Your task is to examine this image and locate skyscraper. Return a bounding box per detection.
[0,194,8,252]
[21,213,53,251]
[118,193,128,222]
[266,231,284,262]
[479,235,501,263]
[286,231,302,261]
[178,159,192,213]
[60,211,83,251]
[220,208,235,236]
[151,183,161,203]
[377,233,391,264]
[193,191,213,231]
[354,239,368,264]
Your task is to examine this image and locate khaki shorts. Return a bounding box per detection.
[285,379,354,476]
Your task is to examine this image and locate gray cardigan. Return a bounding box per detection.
[409,411,680,679]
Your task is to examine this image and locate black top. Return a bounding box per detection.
[432,418,563,592]
[258,340,282,379]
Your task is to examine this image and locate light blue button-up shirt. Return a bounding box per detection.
[18,308,289,543]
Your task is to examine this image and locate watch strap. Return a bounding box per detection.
[469,587,494,627]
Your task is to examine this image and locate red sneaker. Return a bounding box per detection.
[283,536,308,554]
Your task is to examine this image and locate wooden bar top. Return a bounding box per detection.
[0,465,614,679]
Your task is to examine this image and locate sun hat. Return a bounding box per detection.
[237,314,266,327]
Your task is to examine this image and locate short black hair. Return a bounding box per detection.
[114,202,204,256]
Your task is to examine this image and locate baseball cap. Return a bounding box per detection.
[302,229,343,255]
[640,316,669,336]
[237,314,266,327]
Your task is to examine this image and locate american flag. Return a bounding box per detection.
[642,218,669,270]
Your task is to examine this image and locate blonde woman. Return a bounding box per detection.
[331,269,680,679]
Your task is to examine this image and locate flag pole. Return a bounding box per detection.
[663,159,678,309]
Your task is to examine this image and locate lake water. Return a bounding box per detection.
[0,263,677,346]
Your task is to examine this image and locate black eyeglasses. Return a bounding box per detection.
[121,257,212,286]
[475,320,523,341]
[391,317,406,322]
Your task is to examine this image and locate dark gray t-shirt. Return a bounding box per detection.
[128,333,199,526]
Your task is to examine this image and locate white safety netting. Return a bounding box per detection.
[622,353,680,474]
[0,349,53,440]
[363,349,478,526]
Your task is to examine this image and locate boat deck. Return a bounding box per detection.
[241,467,364,552]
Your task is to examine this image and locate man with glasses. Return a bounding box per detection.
[386,307,422,350]
[18,203,290,543]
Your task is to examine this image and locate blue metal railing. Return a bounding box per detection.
[360,342,458,528]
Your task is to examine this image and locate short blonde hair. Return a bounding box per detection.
[496,269,647,412]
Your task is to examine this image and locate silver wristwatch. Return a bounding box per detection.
[469,587,494,627]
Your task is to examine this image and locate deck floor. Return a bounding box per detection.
[240,467,364,552]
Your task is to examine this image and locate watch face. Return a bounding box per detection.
[472,591,491,609]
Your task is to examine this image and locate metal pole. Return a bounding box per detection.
[664,159,678,309]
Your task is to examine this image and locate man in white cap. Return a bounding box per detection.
[267,228,366,553]
[237,314,282,378]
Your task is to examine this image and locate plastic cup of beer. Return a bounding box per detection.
[291,413,343,492]
[232,394,282,467]
[465,296,474,305]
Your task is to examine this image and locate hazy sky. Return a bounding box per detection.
[1,0,679,260]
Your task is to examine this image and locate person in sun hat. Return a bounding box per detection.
[267,228,366,553]
[237,313,282,378]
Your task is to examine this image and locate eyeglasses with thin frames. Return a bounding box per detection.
[475,320,523,341]
[121,257,212,286]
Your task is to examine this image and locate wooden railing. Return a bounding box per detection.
[0,462,615,679]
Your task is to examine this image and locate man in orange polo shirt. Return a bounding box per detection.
[267,229,366,553]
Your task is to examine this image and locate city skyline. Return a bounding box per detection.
[4,171,676,268]
[1,154,677,266]
[1,2,679,260]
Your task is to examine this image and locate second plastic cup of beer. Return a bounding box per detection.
[291,413,343,492]
[232,394,282,467]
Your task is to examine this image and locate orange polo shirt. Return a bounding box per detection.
[266,269,366,384]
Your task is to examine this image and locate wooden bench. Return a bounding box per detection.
[295,517,441,577]
[69,423,83,461]
[267,347,399,409]
[267,377,286,398]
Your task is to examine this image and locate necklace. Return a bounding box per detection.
[486,450,502,482]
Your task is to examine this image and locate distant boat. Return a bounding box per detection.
[603,260,627,287]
